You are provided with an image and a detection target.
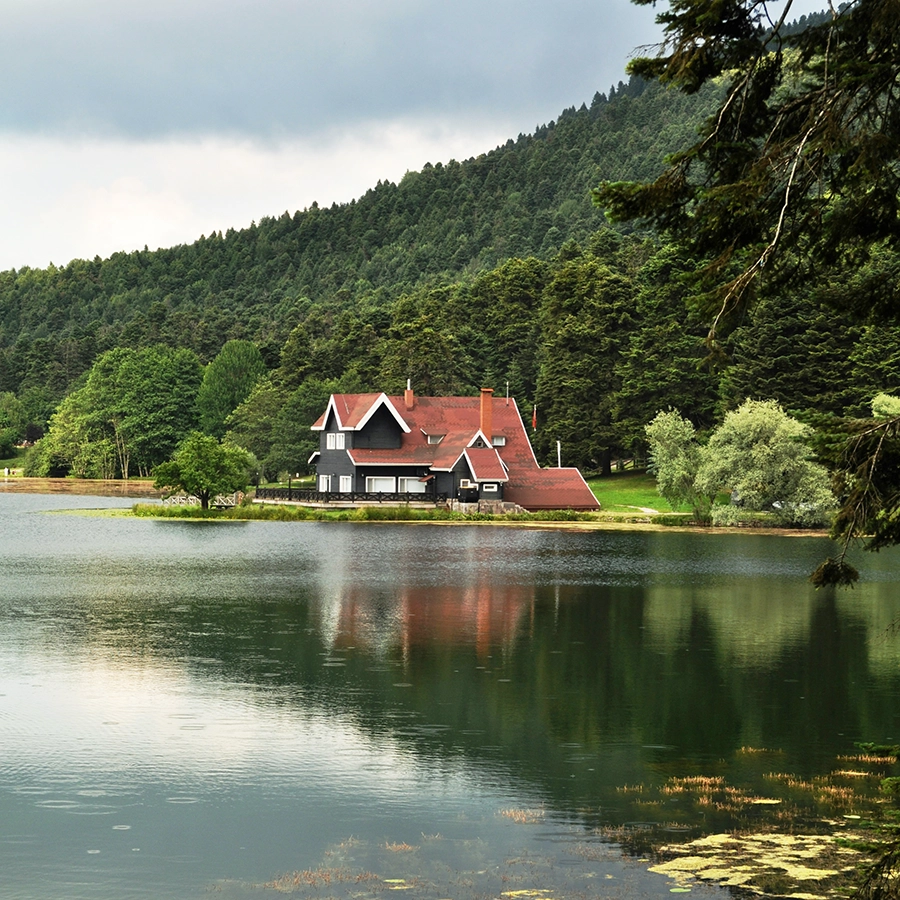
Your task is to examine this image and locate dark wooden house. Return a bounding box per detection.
[307,386,599,510]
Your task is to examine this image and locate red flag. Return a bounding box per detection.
[531,404,537,430]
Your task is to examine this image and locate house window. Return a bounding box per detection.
[339,475,352,493]
[482,483,499,492]
[326,432,345,450]
[318,474,332,492]
[491,435,506,446]
[427,434,445,444]
[366,476,396,493]
[398,477,427,494]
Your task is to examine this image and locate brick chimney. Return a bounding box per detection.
[480,387,493,443]
[404,378,415,410]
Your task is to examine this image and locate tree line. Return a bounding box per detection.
[23,228,900,488]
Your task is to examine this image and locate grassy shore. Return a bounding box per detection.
[586,471,677,514]
[132,502,601,524]
[133,472,822,535]
[10,471,824,535]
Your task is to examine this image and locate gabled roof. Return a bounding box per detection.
[311,393,410,433]
[430,436,472,471]
[464,447,508,482]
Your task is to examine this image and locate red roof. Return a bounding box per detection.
[464,447,508,482]
[312,393,409,432]
[504,467,600,510]
[316,392,600,511]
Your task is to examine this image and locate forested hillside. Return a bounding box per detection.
[0,77,717,408]
[5,63,900,481]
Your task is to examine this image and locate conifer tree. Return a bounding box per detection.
[595,0,900,332]
[197,340,267,439]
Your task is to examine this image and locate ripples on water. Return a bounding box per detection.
[1,492,899,899]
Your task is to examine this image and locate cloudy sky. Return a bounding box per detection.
[0,0,822,272]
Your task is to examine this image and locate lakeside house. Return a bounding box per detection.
[301,385,599,510]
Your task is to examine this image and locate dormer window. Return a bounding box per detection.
[326,432,346,450]
[491,435,506,447]
[427,434,445,444]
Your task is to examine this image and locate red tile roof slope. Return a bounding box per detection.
[503,467,599,510]
[334,393,383,428]
[347,446,436,466]
[312,393,397,430]
[464,447,508,482]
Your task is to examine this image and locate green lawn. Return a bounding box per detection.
[0,448,25,471]
[587,472,678,514]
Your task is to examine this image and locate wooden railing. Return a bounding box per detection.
[255,487,449,504]
[164,492,240,508]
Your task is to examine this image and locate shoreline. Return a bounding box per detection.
[0,477,161,498]
[3,478,831,538]
[375,518,831,537]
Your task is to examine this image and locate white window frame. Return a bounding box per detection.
[326,432,346,450]
[318,474,332,492]
[398,477,427,494]
[482,483,499,493]
[339,475,352,493]
[366,476,396,493]
[491,435,506,446]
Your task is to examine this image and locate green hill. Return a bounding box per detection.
[0,77,720,403]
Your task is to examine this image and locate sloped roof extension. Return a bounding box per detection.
[504,467,599,510]
[347,446,436,467]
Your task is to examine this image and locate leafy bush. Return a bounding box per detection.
[351,506,422,521]
[650,513,695,527]
[506,509,595,522]
[647,400,835,529]
[880,777,900,800]
[709,505,762,527]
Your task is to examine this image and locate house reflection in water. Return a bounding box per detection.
[316,579,534,661]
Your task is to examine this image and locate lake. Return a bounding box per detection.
[2,491,899,899]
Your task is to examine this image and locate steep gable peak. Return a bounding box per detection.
[311,393,410,433]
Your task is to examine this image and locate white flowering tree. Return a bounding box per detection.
[646,400,835,527]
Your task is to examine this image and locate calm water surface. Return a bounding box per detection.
[2,492,900,899]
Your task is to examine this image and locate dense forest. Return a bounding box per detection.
[3,40,899,482]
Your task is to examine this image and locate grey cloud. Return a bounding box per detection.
[0,0,659,138]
